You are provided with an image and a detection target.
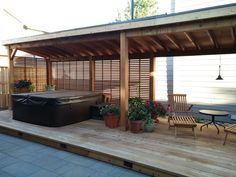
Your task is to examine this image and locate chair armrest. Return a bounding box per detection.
[187,104,193,111]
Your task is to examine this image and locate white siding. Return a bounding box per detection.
[155,54,236,122]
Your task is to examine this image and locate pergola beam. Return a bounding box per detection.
[132,38,157,53]
[120,32,129,131]
[206,30,219,48]
[10,49,17,60]
[89,58,95,91]
[126,17,236,38]
[184,32,201,50]
[147,36,169,52]
[230,27,236,47]
[149,55,155,101]
[8,33,120,50]
[46,61,52,85]
[165,34,184,51]
[7,47,14,109]
[132,38,152,52]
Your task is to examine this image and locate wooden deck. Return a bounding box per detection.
[0,110,235,177]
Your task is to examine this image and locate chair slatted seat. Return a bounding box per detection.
[172,116,197,137]
[223,124,236,145]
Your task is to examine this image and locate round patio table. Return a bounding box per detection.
[199,109,229,134]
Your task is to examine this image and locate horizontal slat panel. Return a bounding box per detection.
[13,58,47,92]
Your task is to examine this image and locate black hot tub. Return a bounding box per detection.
[12,90,103,127]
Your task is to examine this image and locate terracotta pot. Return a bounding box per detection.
[104,114,120,128]
[129,120,144,133]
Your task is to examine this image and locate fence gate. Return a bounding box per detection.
[0,67,9,109]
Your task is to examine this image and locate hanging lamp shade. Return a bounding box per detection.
[216,74,223,80]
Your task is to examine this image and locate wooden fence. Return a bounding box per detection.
[0,67,9,108]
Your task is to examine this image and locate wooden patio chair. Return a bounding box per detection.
[167,94,196,137]
[167,94,193,126]
[223,124,236,145]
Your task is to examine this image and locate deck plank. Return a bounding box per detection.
[0,110,235,177]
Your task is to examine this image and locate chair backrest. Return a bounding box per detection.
[103,93,112,103]
[168,94,189,113]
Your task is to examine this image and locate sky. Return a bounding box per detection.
[0,0,236,66]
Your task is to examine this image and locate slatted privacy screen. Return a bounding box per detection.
[70,61,77,90]
[0,67,9,108]
[111,60,120,102]
[52,61,90,91]
[129,58,150,100]
[36,58,47,91]
[95,59,120,103]
[51,58,151,102]
[140,59,150,100]
[13,57,47,92]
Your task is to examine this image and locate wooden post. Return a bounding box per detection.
[46,60,52,85]
[89,58,95,91]
[7,47,14,109]
[149,56,156,101]
[120,32,129,130]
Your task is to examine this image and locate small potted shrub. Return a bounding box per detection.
[100,104,120,128]
[128,97,149,133]
[45,84,56,91]
[14,80,35,93]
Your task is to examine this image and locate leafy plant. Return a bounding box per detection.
[145,116,154,124]
[28,83,35,92]
[145,100,166,118]
[45,84,56,91]
[100,104,120,116]
[14,80,35,92]
[128,97,150,121]
[195,118,204,123]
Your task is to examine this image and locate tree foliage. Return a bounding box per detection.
[116,0,158,21]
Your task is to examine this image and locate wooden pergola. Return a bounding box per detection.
[2,4,236,130]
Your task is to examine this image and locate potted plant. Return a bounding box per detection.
[100,104,120,128]
[128,97,149,133]
[144,115,155,132]
[146,100,166,122]
[45,84,56,91]
[14,80,35,93]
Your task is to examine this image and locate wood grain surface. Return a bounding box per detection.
[0,110,235,177]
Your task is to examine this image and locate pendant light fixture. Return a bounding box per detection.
[216,55,223,80]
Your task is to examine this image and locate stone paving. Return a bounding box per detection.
[0,133,149,177]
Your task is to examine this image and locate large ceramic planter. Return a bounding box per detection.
[129,120,144,133]
[104,114,119,128]
[144,123,154,132]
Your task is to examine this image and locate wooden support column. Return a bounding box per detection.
[89,58,95,91]
[8,47,15,109]
[46,60,52,85]
[149,56,156,101]
[120,32,129,131]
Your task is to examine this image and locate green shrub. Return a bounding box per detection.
[100,104,120,116]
